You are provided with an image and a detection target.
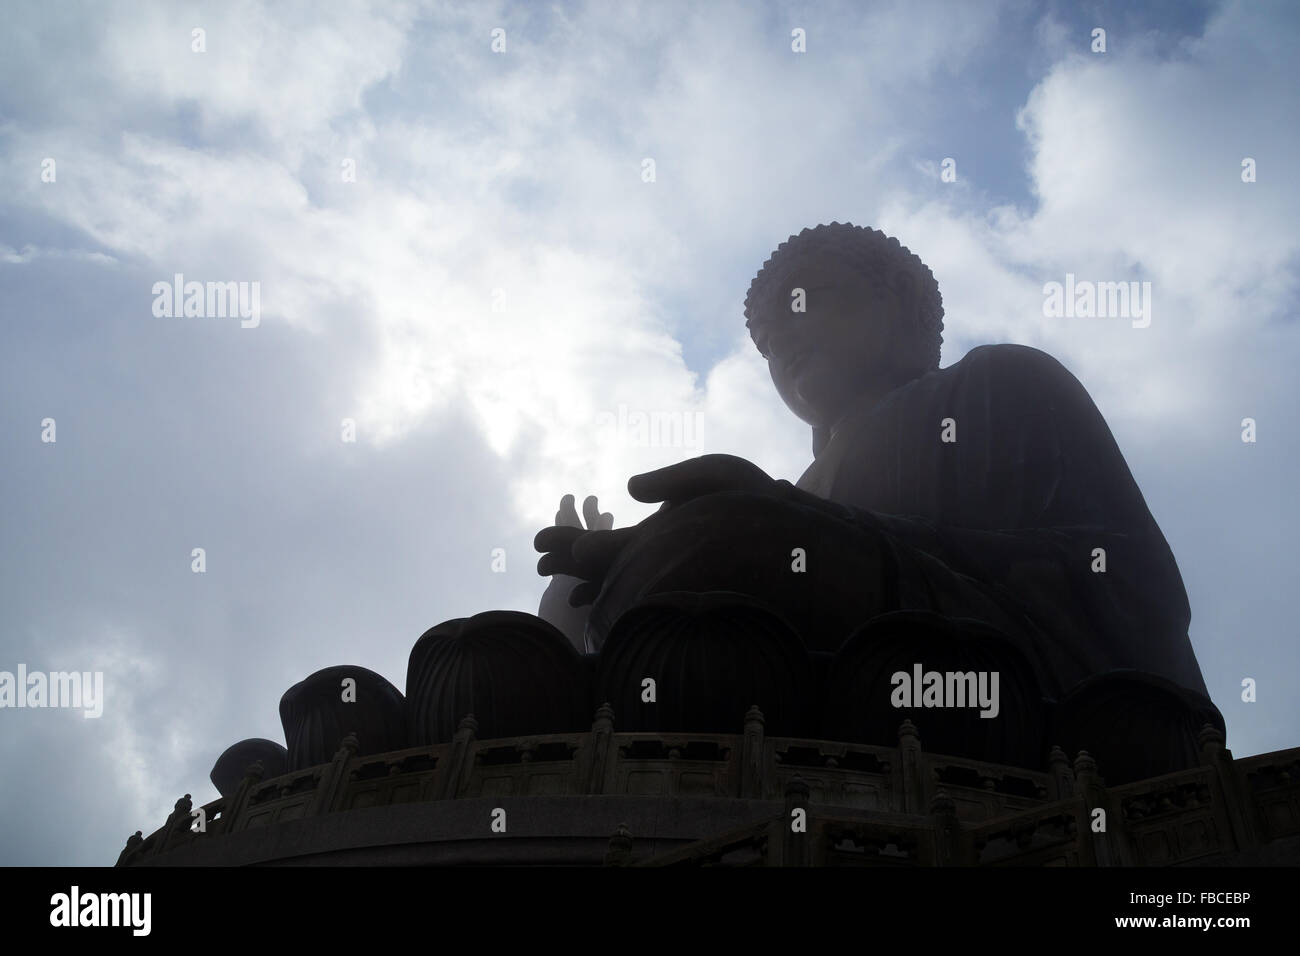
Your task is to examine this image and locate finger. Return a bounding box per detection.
[628,456,718,503]
[598,511,614,530]
[627,460,684,503]
[537,551,581,577]
[569,580,602,607]
[582,495,601,531]
[534,524,583,553]
[555,493,580,528]
[537,529,588,576]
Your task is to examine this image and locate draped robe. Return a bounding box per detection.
[796,343,1208,698]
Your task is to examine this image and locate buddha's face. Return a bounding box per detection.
[749,257,912,429]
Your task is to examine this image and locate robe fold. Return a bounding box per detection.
[797,343,1208,698]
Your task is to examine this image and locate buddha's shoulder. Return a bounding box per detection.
[937,343,1083,392]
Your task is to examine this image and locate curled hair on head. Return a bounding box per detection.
[744,222,945,372]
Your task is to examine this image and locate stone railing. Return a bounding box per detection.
[117,705,1300,866]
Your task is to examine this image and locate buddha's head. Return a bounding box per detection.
[744,223,944,436]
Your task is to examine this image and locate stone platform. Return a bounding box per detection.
[118,707,1300,866]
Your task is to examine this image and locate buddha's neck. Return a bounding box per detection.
[826,372,911,443]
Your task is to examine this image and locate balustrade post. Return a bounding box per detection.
[219,759,267,834]
[898,720,925,815]
[436,715,479,800]
[309,732,360,816]
[1072,751,1129,865]
[740,705,766,799]
[114,831,144,867]
[930,788,966,865]
[156,794,194,854]
[781,775,811,867]
[1198,724,1260,852]
[1048,745,1074,801]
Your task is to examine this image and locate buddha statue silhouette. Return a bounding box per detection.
[537,223,1221,780]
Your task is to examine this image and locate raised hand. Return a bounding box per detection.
[535,494,634,608]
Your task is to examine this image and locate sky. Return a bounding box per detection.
[1,0,1296,866]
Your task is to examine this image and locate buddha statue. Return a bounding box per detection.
[537,223,1221,778]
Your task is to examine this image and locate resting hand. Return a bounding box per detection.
[627,454,777,512]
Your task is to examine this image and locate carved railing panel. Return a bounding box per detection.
[610,733,738,798]
[1239,750,1300,840]
[1114,768,1225,865]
